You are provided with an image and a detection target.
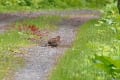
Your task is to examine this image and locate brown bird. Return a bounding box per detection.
[47,36,61,47]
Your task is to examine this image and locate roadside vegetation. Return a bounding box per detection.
[15,16,62,30]
[50,1,120,80]
[0,0,110,12]
[0,16,61,80]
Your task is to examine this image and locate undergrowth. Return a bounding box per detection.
[0,0,111,12]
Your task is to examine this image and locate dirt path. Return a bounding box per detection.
[0,10,101,80]
[0,10,101,33]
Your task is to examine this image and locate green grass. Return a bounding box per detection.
[0,30,29,80]
[50,19,120,80]
[0,16,62,80]
[0,0,109,13]
[15,16,62,30]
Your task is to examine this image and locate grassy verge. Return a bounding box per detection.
[15,16,62,30]
[0,0,108,13]
[50,19,120,80]
[0,30,30,80]
[0,16,62,80]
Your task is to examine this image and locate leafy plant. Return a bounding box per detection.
[17,0,33,6]
[0,0,111,12]
[93,55,120,79]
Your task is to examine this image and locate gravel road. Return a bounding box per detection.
[0,10,101,80]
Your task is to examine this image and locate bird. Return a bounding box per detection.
[47,36,61,47]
